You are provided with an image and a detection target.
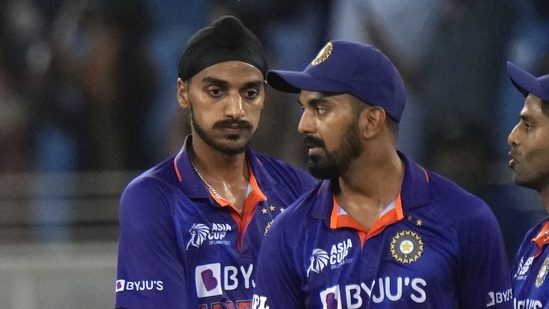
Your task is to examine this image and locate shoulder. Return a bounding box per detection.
[120,157,180,217]
[426,171,491,214]
[268,183,324,230]
[123,157,178,196]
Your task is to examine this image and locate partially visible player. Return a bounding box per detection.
[252,40,513,308]
[506,61,549,306]
[114,16,317,309]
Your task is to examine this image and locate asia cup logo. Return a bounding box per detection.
[307,239,354,277]
[515,256,533,280]
[307,249,329,277]
[186,223,232,249]
[186,223,210,249]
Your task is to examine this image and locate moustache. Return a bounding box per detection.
[213,119,253,130]
[303,135,325,148]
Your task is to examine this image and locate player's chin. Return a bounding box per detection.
[218,136,250,153]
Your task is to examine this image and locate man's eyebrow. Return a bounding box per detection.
[200,76,228,87]
[242,80,265,88]
[200,77,264,89]
[300,97,327,108]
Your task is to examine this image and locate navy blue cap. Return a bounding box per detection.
[267,41,407,123]
[507,61,549,102]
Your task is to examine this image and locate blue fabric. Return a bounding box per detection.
[253,152,513,308]
[115,136,317,308]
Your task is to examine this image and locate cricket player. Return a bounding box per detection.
[252,40,513,308]
[115,16,317,309]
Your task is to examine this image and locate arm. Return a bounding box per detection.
[115,178,187,309]
[253,218,303,309]
[456,202,513,309]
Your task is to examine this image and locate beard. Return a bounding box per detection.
[512,149,549,192]
[190,106,254,155]
[305,117,363,179]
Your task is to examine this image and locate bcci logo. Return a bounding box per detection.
[312,42,333,66]
[535,257,549,287]
[390,230,424,264]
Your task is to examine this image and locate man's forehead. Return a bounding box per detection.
[192,63,263,85]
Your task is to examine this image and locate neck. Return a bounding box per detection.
[337,150,404,204]
[540,187,549,214]
[190,135,248,180]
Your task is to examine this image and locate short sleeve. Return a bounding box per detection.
[115,178,187,309]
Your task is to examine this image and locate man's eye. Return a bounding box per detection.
[243,90,259,99]
[316,107,327,114]
[208,88,223,97]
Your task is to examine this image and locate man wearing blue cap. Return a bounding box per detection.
[251,41,512,308]
[114,16,317,309]
[506,62,549,306]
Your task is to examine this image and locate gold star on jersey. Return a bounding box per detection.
[390,230,424,264]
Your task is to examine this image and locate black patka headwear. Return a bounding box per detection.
[178,16,268,80]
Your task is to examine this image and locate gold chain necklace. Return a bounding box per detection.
[191,160,244,214]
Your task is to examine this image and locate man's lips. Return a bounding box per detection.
[303,135,324,149]
[508,152,517,168]
[308,147,325,156]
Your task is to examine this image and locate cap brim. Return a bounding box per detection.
[507,61,542,98]
[267,70,347,94]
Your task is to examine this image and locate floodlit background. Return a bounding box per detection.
[1,0,548,307]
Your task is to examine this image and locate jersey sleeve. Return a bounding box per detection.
[115,177,187,309]
[252,217,303,309]
[455,202,513,309]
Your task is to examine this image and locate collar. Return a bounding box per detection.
[532,220,549,258]
[173,135,272,201]
[311,151,430,225]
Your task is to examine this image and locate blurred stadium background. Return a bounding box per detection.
[1,0,548,307]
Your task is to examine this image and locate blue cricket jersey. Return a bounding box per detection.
[115,136,317,309]
[252,152,513,309]
[511,217,549,308]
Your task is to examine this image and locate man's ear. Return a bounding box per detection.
[177,78,190,108]
[361,107,386,139]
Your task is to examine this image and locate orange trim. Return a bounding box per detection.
[330,192,404,247]
[248,172,267,201]
[532,221,549,258]
[367,193,404,240]
[421,168,429,182]
[174,157,183,182]
[212,193,230,207]
[236,169,267,251]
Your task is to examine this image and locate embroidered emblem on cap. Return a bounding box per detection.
[536,257,549,287]
[312,42,333,66]
[390,230,424,263]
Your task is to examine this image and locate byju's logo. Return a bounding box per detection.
[116,280,125,292]
[195,263,254,298]
[115,279,163,292]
